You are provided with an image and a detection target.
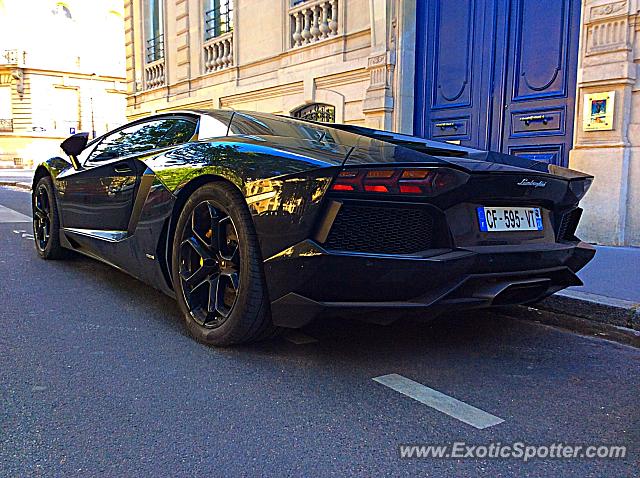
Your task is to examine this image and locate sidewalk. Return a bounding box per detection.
[534,245,640,338]
[0,169,34,189]
[569,245,640,303]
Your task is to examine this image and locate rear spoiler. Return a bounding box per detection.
[312,122,476,158]
[290,118,591,179]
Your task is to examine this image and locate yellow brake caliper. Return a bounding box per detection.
[201,229,213,267]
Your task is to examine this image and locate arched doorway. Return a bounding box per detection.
[292,103,336,123]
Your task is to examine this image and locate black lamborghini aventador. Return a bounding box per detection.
[32,110,595,345]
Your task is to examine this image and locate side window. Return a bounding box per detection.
[156,119,197,147]
[87,119,188,162]
[76,138,100,164]
[196,111,234,139]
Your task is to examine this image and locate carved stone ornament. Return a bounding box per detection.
[368,54,386,67]
[590,1,628,21]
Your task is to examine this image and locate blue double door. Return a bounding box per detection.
[414,0,581,166]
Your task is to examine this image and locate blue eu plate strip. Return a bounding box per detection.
[534,208,543,230]
[477,207,488,232]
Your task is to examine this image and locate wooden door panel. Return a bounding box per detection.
[430,1,475,109]
[497,0,581,166]
[414,0,581,166]
[414,0,494,150]
[508,144,564,166]
[512,0,570,100]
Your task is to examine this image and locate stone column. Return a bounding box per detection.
[125,0,143,111]
[392,0,416,134]
[570,0,638,245]
[171,0,192,96]
[363,0,395,130]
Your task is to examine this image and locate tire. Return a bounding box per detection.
[32,176,66,260]
[171,182,280,345]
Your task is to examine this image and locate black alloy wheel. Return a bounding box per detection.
[178,200,241,328]
[172,182,280,345]
[32,176,65,259]
[33,183,51,252]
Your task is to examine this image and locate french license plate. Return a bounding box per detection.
[477,206,543,232]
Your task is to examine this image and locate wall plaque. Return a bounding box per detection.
[583,91,615,131]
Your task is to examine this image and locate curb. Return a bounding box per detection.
[501,291,640,348]
[502,306,640,348]
[538,290,640,330]
[0,181,31,191]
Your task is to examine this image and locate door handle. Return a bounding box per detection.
[113,164,132,174]
[519,115,548,126]
[435,122,459,130]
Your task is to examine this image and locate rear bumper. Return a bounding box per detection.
[264,241,596,328]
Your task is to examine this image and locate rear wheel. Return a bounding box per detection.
[171,182,280,345]
[33,176,65,259]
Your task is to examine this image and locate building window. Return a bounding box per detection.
[204,0,234,41]
[145,0,164,63]
[292,103,336,123]
[54,87,80,135]
[0,85,12,132]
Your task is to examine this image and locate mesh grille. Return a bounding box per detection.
[323,204,434,254]
[557,208,582,241]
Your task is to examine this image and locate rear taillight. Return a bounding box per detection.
[329,167,468,196]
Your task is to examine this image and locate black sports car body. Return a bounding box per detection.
[32,110,595,344]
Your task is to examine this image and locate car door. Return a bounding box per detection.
[56,117,197,232]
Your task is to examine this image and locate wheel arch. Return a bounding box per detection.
[32,164,51,190]
[32,157,74,191]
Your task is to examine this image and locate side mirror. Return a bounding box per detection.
[60,132,89,170]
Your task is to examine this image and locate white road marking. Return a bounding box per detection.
[284,331,319,344]
[0,205,30,223]
[372,373,504,429]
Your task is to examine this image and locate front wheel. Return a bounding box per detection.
[171,182,280,345]
[32,176,66,260]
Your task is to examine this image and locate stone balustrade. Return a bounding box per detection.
[144,59,165,90]
[290,0,339,48]
[203,32,233,73]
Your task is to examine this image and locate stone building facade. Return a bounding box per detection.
[125,0,404,129]
[571,0,640,246]
[125,0,640,247]
[0,0,127,168]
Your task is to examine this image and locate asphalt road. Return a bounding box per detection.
[1,186,638,477]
